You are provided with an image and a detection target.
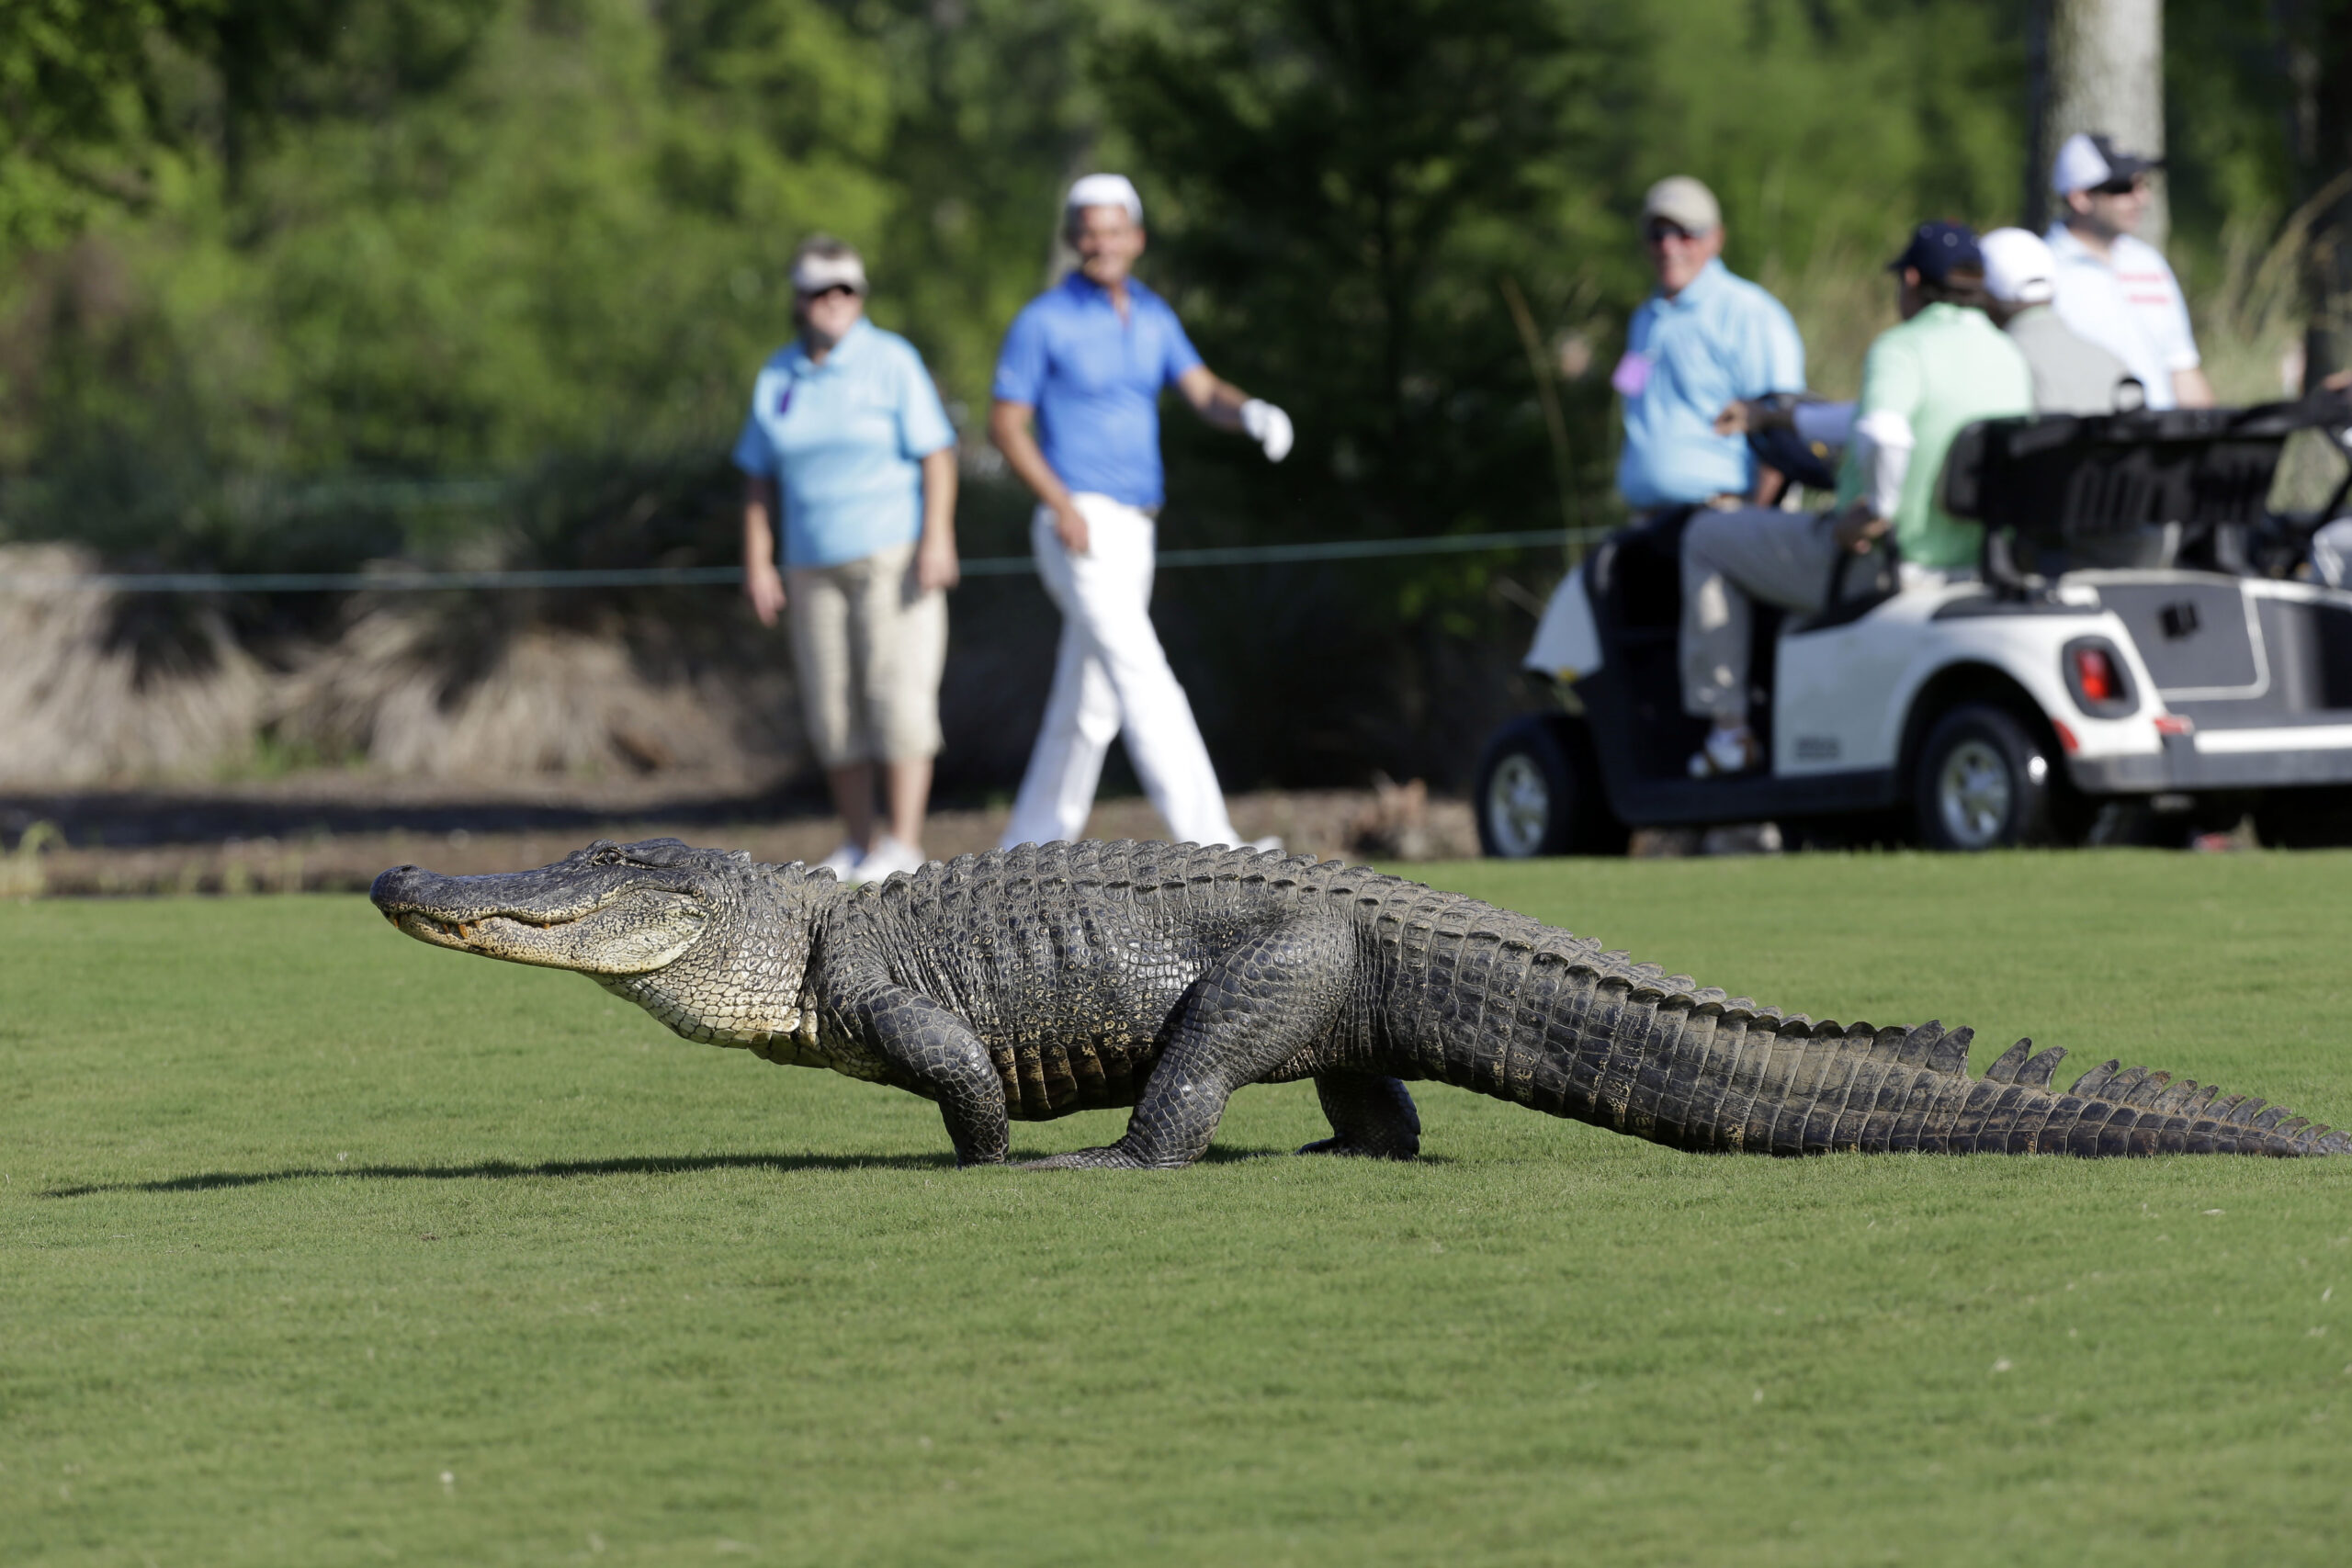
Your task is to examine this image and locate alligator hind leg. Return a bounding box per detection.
[1026,919,1352,1171]
[1300,1073,1421,1158]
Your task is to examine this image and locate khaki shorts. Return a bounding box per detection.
[786,539,946,768]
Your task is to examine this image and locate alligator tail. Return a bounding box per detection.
[1500,957,2349,1156]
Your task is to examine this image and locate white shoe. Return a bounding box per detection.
[815,841,865,883]
[857,833,928,883]
[1687,726,1762,779]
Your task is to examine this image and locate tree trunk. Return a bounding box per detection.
[2043,0,2168,250]
[2288,2,2352,384]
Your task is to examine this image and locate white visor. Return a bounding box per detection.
[1065,173,1143,224]
[791,253,867,294]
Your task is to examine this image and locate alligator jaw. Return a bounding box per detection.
[389,908,562,952]
[372,864,710,975]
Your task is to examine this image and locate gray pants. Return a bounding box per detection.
[1679,507,1841,723]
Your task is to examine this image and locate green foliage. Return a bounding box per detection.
[6,853,2351,1562]
[1101,0,1631,541]
[0,0,2314,507]
[0,0,172,246]
[0,0,2331,788]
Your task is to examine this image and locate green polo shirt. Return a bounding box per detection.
[1834,302,2034,570]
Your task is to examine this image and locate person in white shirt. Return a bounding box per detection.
[2042,131,2213,412]
[1978,227,2139,414]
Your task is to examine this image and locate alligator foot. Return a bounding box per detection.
[1021,1145,1158,1170]
[1296,1136,1418,1160]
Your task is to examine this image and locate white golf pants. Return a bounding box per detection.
[1001,494,1242,850]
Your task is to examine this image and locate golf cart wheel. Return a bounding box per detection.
[1474,715,1624,858]
[2252,788,2352,848]
[1911,704,2063,852]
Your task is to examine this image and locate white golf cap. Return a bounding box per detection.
[1979,227,2056,305]
[790,250,867,294]
[1642,175,1721,235]
[2050,130,2162,196]
[1065,172,1143,223]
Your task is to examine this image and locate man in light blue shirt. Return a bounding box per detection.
[1613,176,1807,511]
[988,173,1293,852]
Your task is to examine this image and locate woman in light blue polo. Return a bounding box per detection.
[736,236,959,884]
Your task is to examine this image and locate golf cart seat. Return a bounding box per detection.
[1940,392,2352,591]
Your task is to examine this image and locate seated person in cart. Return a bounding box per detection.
[1679,221,2032,777]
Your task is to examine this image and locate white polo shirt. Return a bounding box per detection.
[2042,223,2199,411]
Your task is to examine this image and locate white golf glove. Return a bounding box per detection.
[1240,398,1294,463]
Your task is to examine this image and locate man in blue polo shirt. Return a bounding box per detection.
[1614,176,1806,513]
[989,172,1293,851]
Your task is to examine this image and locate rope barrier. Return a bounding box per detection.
[0,526,1611,593]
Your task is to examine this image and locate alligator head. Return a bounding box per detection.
[370,838,830,1050]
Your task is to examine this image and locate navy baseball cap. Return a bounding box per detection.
[1888,220,1984,285]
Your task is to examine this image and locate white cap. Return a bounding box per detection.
[1065,172,1143,224]
[1642,175,1720,235]
[2050,130,2161,196]
[790,251,867,294]
[1979,227,2056,305]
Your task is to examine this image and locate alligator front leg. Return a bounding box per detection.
[1298,1072,1421,1158]
[1027,920,1352,1170]
[854,984,1011,1167]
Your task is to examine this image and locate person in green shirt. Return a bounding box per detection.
[1680,220,2032,776]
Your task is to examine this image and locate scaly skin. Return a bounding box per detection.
[369,837,2352,1167]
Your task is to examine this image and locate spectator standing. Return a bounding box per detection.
[1980,227,2140,413]
[737,237,960,885]
[1679,223,2031,776]
[989,174,1293,852]
[1614,176,1807,515]
[2044,132,2213,412]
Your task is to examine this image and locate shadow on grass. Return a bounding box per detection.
[38,1142,1335,1197]
[40,1151,953,1197]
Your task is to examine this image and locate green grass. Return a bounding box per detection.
[6,852,2350,1566]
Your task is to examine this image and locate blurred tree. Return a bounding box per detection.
[2042,0,2168,247]
[1097,0,1631,545]
[2279,0,2352,381]
[0,0,175,245]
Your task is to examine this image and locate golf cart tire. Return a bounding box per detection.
[2253,787,2352,848]
[1911,703,2065,852]
[1475,714,1627,858]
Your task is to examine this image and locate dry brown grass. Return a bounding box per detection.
[0,545,273,785]
[5,788,1480,896]
[273,600,802,786]
[0,547,809,789]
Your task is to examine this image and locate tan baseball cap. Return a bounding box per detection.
[1643,175,1721,235]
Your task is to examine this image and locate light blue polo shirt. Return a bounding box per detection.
[731,319,956,570]
[991,271,1204,509]
[1613,258,1806,509]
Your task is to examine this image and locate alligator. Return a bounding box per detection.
[369,837,2350,1166]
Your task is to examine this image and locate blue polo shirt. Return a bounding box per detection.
[991,271,1204,509]
[1613,258,1806,509]
[731,319,956,570]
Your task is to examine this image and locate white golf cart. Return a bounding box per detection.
[1475,393,2352,854]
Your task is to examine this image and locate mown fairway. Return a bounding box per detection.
[5,852,2349,1566]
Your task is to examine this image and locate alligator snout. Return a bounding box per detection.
[369,863,435,916]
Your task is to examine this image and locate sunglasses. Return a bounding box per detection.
[1645,220,1701,244]
[797,283,860,301]
[2090,176,2143,197]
